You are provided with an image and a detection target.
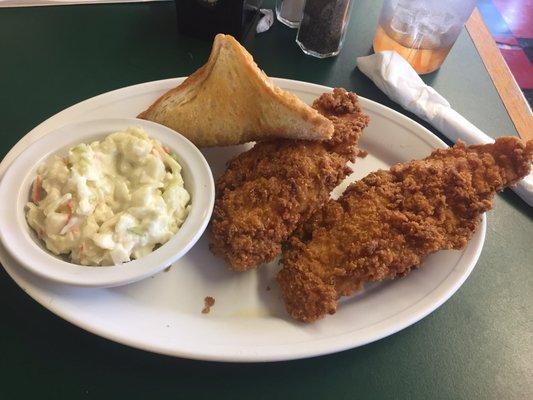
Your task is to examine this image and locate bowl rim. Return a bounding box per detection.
[0,118,214,288]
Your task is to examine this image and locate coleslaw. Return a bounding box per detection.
[25,127,191,266]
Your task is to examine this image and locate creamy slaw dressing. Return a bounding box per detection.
[26,127,190,266]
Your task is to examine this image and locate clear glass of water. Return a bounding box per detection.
[276,0,306,28]
[373,0,477,74]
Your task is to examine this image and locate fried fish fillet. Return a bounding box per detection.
[278,137,533,322]
[210,88,370,271]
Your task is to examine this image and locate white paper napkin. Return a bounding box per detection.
[256,9,274,33]
[357,51,532,206]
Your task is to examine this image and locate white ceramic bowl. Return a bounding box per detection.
[0,118,214,288]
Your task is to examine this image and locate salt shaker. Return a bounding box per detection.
[276,0,306,28]
[296,0,354,57]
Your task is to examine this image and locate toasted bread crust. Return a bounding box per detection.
[137,35,223,121]
[138,34,334,147]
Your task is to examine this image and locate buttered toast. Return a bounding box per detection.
[138,34,333,147]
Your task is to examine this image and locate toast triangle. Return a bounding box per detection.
[138,34,333,147]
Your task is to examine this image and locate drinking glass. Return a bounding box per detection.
[276,0,306,28]
[373,0,477,74]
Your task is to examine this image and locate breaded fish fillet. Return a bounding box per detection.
[278,137,533,322]
[210,88,370,271]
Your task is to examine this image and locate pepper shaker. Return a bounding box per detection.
[276,0,306,28]
[296,0,354,58]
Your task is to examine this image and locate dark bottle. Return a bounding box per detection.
[176,0,263,40]
[296,0,354,58]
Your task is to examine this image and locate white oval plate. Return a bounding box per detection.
[0,78,485,362]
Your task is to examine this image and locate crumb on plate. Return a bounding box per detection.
[202,296,215,314]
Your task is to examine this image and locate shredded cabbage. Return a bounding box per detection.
[25,127,191,266]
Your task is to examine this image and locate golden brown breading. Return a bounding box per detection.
[278,137,533,322]
[210,89,370,271]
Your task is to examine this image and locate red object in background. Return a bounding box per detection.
[478,0,533,106]
[499,46,533,89]
[493,0,533,38]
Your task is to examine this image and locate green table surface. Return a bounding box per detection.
[0,1,531,399]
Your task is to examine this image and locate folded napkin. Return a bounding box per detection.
[256,9,274,34]
[357,51,532,206]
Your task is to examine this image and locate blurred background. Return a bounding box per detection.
[0,0,531,109]
[477,0,532,108]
